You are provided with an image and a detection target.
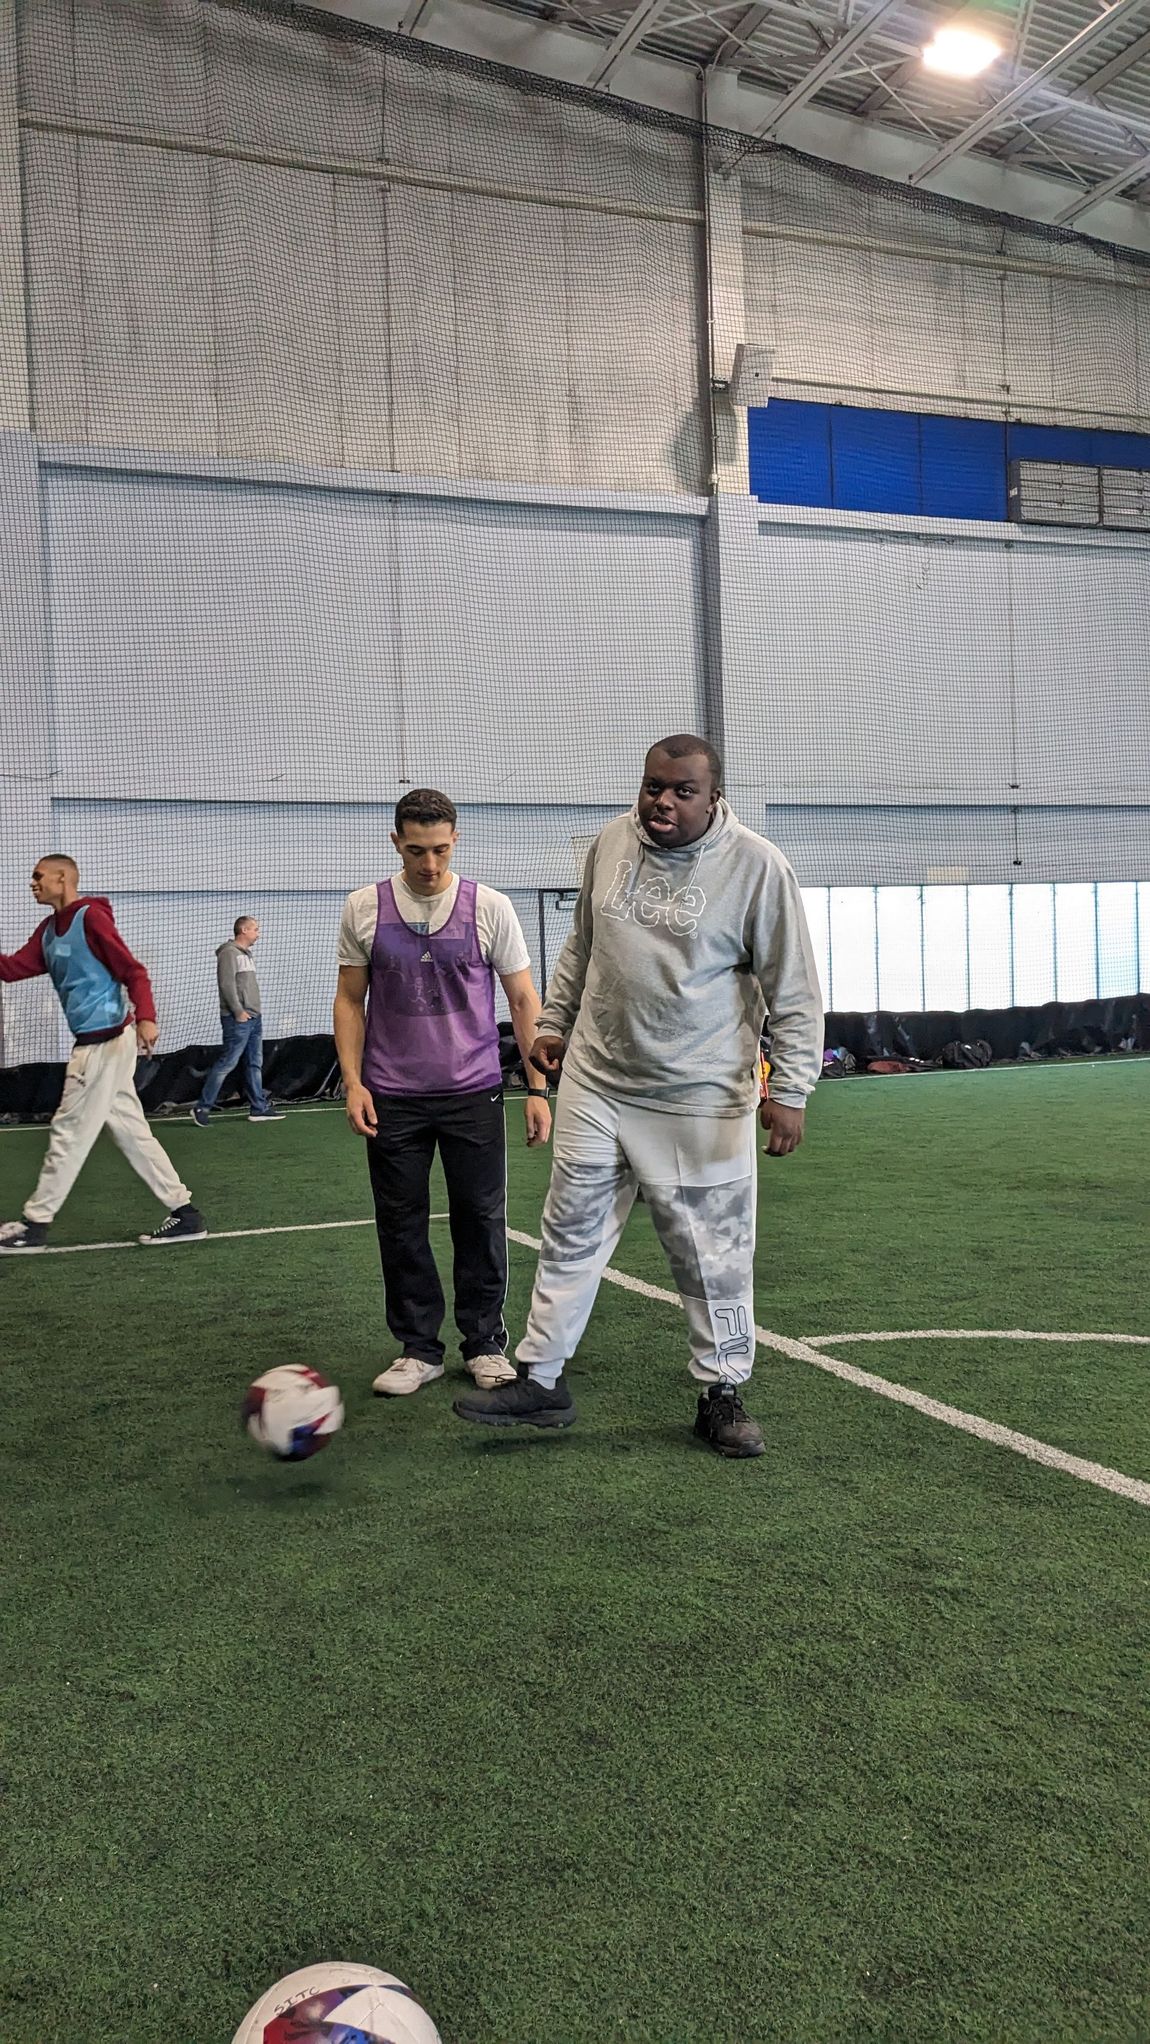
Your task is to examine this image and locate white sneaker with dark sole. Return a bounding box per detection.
[466,1352,518,1390]
[372,1357,445,1396]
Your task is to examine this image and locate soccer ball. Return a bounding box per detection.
[242,1365,344,1461]
[230,1962,442,2043]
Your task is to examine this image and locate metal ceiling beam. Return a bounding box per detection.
[998,22,1150,158]
[585,0,673,83]
[709,1,772,66]
[908,0,1150,184]
[750,0,905,135]
[1011,0,1040,71]
[855,53,917,117]
[1054,139,1150,219]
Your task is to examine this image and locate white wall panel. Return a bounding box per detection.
[1009,541,1150,803]
[21,132,85,442]
[731,522,1014,804]
[384,185,464,481]
[80,142,217,455]
[43,467,403,800]
[758,240,876,389]
[1002,273,1055,409]
[564,212,704,494]
[75,0,206,134]
[333,180,394,473]
[868,255,967,399]
[53,799,622,896]
[205,5,348,155]
[1136,293,1150,414]
[213,162,342,468]
[766,805,1016,886]
[42,461,703,808]
[393,494,704,802]
[1053,282,1138,417]
[454,196,572,487]
[16,0,76,115]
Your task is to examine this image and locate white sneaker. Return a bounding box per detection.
[466,1352,518,1390]
[372,1356,445,1397]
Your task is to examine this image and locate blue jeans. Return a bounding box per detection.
[199,1014,270,1113]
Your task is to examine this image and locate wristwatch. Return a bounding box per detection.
[526,1087,548,1097]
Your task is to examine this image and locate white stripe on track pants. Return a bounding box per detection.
[516,1075,757,1387]
[23,1027,191,1226]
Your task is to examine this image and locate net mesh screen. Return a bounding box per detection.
[3,0,1149,1072]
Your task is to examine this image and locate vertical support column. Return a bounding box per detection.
[701,490,764,825]
[0,0,30,430]
[702,73,748,497]
[0,432,57,1064]
[0,7,56,1064]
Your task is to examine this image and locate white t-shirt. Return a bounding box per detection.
[338,875,531,978]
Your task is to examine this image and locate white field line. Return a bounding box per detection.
[9,1213,1149,1507]
[852,1056,1150,1081]
[506,1228,1150,1509]
[29,1216,449,1255]
[806,1329,1150,1347]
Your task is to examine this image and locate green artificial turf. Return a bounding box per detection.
[1,1064,1149,2043]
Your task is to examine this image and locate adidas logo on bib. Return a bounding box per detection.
[420,950,432,962]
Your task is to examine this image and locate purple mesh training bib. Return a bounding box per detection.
[361,877,502,1097]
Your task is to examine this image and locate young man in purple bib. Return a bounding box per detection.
[334,788,551,1396]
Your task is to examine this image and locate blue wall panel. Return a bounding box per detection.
[748,400,832,507]
[1007,424,1096,466]
[921,416,1006,520]
[831,407,920,513]
[752,402,1150,521]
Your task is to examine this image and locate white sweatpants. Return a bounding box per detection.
[517,1076,758,1387]
[23,1027,191,1226]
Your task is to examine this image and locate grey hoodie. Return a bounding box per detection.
[216,939,261,1020]
[539,799,823,1115]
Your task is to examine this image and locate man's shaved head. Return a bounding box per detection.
[31,855,80,910]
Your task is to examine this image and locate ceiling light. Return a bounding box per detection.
[922,23,1002,76]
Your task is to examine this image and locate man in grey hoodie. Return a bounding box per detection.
[191,917,285,1125]
[453,735,824,1457]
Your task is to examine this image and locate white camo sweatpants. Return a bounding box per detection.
[517,1075,757,1386]
[23,1027,191,1225]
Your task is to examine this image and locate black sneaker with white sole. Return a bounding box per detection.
[139,1203,208,1246]
[452,1373,576,1430]
[0,1219,49,1254]
[693,1383,765,1458]
[248,1105,286,1122]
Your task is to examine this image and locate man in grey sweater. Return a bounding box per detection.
[191,916,285,1125]
[453,734,824,1457]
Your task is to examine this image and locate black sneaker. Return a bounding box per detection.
[139,1203,208,1246]
[0,1219,49,1254]
[453,1373,576,1430]
[248,1105,286,1122]
[694,1383,765,1458]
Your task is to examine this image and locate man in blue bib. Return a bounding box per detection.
[0,855,207,1252]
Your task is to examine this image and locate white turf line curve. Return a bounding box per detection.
[806,1329,1150,1347]
[8,1212,1148,1509]
[504,1228,1150,1510]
